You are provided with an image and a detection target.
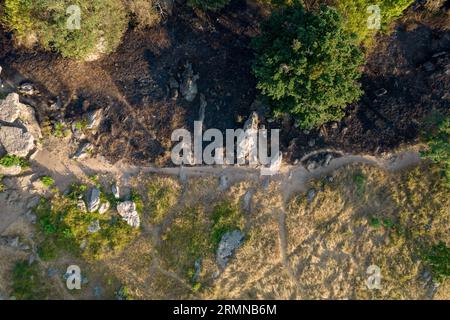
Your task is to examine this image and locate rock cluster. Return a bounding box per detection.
[117,201,140,228]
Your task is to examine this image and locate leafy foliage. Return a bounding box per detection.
[424,242,450,282]
[187,0,231,11]
[40,176,55,188]
[335,0,414,47]
[12,261,49,300]
[252,3,364,129]
[2,0,128,60]
[0,154,29,168]
[421,117,450,186]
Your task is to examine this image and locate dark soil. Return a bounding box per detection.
[0,2,449,166]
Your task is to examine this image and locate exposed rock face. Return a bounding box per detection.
[0,93,41,158]
[72,143,93,160]
[85,109,104,132]
[237,112,260,165]
[117,201,140,228]
[0,126,35,157]
[216,230,245,269]
[87,188,101,213]
[0,164,22,176]
[0,93,21,123]
[180,62,199,102]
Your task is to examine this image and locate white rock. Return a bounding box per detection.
[0,126,35,157]
[87,188,101,212]
[117,201,140,228]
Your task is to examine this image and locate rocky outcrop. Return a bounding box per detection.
[0,126,35,158]
[0,93,41,159]
[216,230,245,269]
[117,201,140,228]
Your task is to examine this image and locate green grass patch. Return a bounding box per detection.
[211,201,245,251]
[146,177,180,225]
[34,184,139,260]
[40,176,55,188]
[0,154,29,168]
[11,261,49,300]
[424,242,450,283]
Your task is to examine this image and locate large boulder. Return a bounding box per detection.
[117,201,140,228]
[0,126,35,157]
[216,230,245,269]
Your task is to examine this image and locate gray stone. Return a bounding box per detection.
[18,83,37,96]
[0,164,22,176]
[112,184,120,199]
[216,230,245,269]
[324,154,333,166]
[219,175,229,191]
[308,139,316,147]
[87,188,101,212]
[87,220,101,233]
[0,93,21,123]
[85,109,103,132]
[242,190,254,212]
[0,126,35,157]
[117,201,140,228]
[375,88,387,97]
[423,61,435,72]
[72,143,93,160]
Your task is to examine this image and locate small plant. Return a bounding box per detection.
[370,217,381,228]
[187,0,231,11]
[0,174,5,193]
[0,154,29,168]
[124,0,163,28]
[115,286,133,300]
[40,176,55,188]
[37,239,58,261]
[353,173,366,193]
[252,2,364,129]
[424,242,450,283]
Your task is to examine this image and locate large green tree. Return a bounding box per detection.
[252,2,364,129]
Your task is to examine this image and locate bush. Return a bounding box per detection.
[335,0,414,47]
[40,176,55,188]
[252,3,364,129]
[424,242,450,282]
[187,0,231,11]
[2,0,128,60]
[124,0,162,28]
[12,261,49,300]
[421,117,450,186]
